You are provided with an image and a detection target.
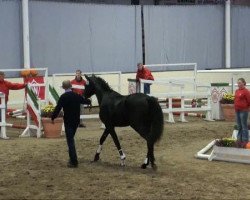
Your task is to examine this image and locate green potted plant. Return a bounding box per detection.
[215,138,237,148]
[220,93,234,104]
[41,104,63,138]
[220,93,235,121]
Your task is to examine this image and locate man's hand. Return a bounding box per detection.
[87,98,92,111]
[88,98,92,105]
[85,98,91,105]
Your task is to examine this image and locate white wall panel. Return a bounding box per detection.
[29,1,142,74]
[1,1,250,74]
[144,5,225,69]
[231,5,250,68]
[0,0,22,70]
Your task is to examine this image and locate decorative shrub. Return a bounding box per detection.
[41,104,63,118]
[215,138,237,148]
[20,69,30,77]
[30,69,38,77]
[215,138,250,149]
[220,93,234,104]
[191,98,204,107]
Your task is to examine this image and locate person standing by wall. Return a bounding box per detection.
[51,80,91,168]
[0,71,26,123]
[234,78,250,145]
[136,63,154,94]
[71,69,87,127]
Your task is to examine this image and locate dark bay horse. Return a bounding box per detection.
[84,75,164,169]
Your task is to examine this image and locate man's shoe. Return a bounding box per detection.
[79,124,86,128]
[67,162,78,168]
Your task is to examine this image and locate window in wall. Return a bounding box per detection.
[177,0,196,4]
[131,0,140,5]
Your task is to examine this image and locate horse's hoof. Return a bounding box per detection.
[93,154,100,162]
[141,163,147,169]
[120,157,126,166]
[121,163,126,167]
[152,164,157,171]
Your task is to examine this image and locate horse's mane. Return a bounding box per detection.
[91,75,113,92]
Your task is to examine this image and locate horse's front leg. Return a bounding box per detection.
[110,128,126,166]
[93,128,109,162]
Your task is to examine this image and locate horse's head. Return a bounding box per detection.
[83,74,96,98]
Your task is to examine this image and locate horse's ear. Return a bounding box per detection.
[84,74,89,80]
[84,74,91,85]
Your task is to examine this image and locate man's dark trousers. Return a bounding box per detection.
[65,125,78,165]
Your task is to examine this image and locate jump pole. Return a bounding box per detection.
[195,140,217,160]
[5,123,26,129]
[0,93,8,139]
[198,69,250,93]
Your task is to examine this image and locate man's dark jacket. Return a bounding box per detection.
[51,91,91,127]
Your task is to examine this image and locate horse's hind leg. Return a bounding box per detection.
[141,141,157,170]
[93,129,109,162]
[148,142,157,170]
[141,152,150,169]
[141,141,151,169]
[131,125,152,169]
[109,129,126,166]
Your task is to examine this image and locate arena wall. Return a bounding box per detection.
[6,70,250,109]
[1,1,250,72]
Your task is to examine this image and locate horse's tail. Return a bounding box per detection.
[147,96,164,144]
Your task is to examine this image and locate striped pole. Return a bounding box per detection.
[173,112,205,118]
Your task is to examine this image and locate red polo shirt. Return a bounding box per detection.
[234,87,250,111]
[0,79,26,103]
[70,78,86,96]
[136,67,154,81]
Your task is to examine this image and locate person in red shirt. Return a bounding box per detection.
[234,78,250,144]
[70,69,86,128]
[0,71,26,124]
[136,63,154,94]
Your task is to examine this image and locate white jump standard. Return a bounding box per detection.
[0,92,9,139]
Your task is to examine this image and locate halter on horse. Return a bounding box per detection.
[84,75,164,169]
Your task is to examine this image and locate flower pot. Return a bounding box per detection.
[220,104,235,122]
[209,145,250,164]
[41,117,63,138]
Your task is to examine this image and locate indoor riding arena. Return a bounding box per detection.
[1,0,250,199]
